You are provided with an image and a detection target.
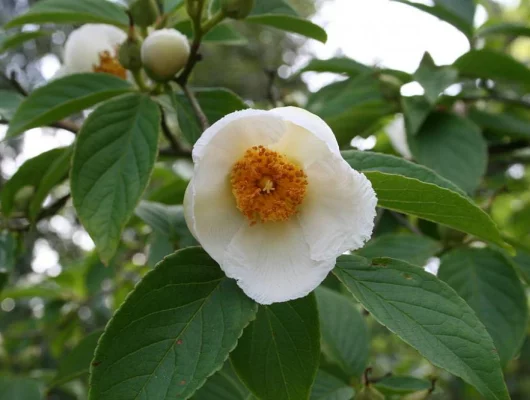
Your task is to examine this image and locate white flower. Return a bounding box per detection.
[141,29,190,81]
[58,24,127,78]
[385,114,412,159]
[184,107,377,304]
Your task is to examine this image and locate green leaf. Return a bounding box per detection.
[301,57,372,76]
[147,233,174,267]
[362,171,507,250]
[147,177,189,205]
[164,0,184,13]
[414,53,458,105]
[408,112,487,193]
[475,23,530,39]
[0,90,24,121]
[468,109,530,140]
[0,232,16,273]
[433,0,475,27]
[7,73,132,138]
[51,330,103,387]
[513,247,530,285]
[71,93,160,264]
[401,96,432,136]
[175,21,247,45]
[0,30,51,53]
[192,361,253,400]
[357,234,441,266]
[1,147,69,216]
[391,0,474,39]
[249,0,298,16]
[374,376,431,396]
[453,50,530,89]
[439,248,528,366]
[334,255,510,400]
[316,287,369,378]
[310,370,355,400]
[231,295,320,400]
[28,146,72,221]
[247,15,327,43]
[0,376,41,400]
[171,88,248,145]
[341,149,466,195]
[6,0,128,28]
[89,247,257,400]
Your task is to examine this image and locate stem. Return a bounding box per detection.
[180,83,210,131]
[132,69,150,92]
[159,103,191,157]
[390,211,422,235]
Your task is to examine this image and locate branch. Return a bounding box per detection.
[390,211,422,235]
[180,83,210,131]
[159,106,192,157]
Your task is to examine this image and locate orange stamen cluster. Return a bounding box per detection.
[231,145,308,224]
[93,51,127,79]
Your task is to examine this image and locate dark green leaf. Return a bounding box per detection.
[374,376,431,395]
[0,90,24,121]
[341,150,466,195]
[147,233,174,267]
[0,30,51,53]
[453,50,530,88]
[192,361,253,400]
[0,231,16,273]
[335,255,509,400]
[249,0,298,16]
[147,177,188,205]
[247,15,327,43]
[468,109,530,140]
[316,287,369,377]
[175,21,247,45]
[51,330,103,387]
[513,247,530,285]
[301,58,372,76]
[164,0,184,13]
[231,295,320,400]
[89,247,257,400]
[71,93,160,264]
[363,171,508,250]
[475,23,530,39]
[7,73,133,138]
[433,0,475,27]
[408,112,487,193]
[310,370,355,400]
[439,248,528,366]
[414,53,458,105]
[6,0,128,28]
[357,234,441,266]
[1,147,69,216]
[0,376,41,400]
[401,96,432,136]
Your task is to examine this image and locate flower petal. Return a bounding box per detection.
[299,154,377,261]
[223,220,334,304]
[270,106,340,155]
[193,109,286,163]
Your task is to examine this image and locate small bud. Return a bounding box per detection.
[129,0,159,28]
[221,0,255,19]
[118,37,143,71]
[141,29,190,82]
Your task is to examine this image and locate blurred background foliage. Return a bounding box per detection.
[0,0,530,399]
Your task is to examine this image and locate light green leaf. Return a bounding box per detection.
[0,376,41,400]
[247,15,327,43]
[414,52,458,105]
[468,109,530,140]
[7,73,133,138]
[192,361,253,400]
[310,370,355,400]
[363,171,507,250]
[358,234,441,266]
[301,57,372,76]
[401,96,432,136]
[341,150,466,195]
[51,330,103,387]
[475,22,530,39]
[71,93,160,264]
[439,248,528,366]
[0,90,24,121]
[89,247,258,400]
[170,88,247,145]
[374,376,431,396]
[175,20,247,45]
[334,255,510,400]
[1,147,69,216]
[453,50,530,89]
[231,295,320,400]
[0,30,51,53]
[316,287,369,378]
[6,0,128,28]
[28,146,72,221]
[408,112,487,193]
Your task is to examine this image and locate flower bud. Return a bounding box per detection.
[118,37,143,71]
[221,0,255,19]
[129,0,159,28]
[141,29,190,82]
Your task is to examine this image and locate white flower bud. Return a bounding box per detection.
[141,29,190,82]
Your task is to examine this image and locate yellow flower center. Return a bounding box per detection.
[92,50,127,79]
[231,145,308,224]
